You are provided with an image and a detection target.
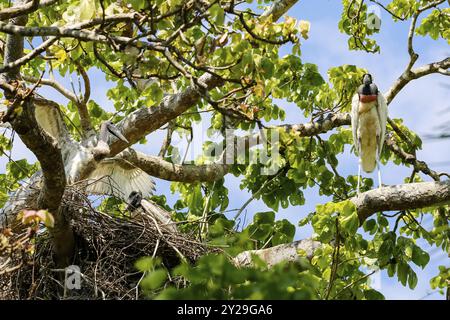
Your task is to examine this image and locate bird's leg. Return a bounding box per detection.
[357,158,362,194]
[376,134,382,189]
[377,156,382,189]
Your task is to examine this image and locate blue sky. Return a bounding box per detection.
[0,0,449,299]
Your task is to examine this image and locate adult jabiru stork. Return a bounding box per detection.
[351,73,388,193]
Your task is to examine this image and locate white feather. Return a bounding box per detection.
[376,93,388,157]
[351,93,360,155]
[86,158,156,200]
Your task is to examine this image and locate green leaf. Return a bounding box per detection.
[408,268,418,289]
[397,262,410,286]
[79,0,96,21]
[141,269,167,290]
[411,245,430,269]
[340,211,359,235]
[135,257,160,272]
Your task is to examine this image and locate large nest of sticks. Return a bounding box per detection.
[0,187,213,300]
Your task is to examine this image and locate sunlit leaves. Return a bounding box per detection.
[143,253,319,300]
[430,265,450,292]
[19,209,55,228]
[416,8,450,43]
[298,20,310,40]
[62,0,97,23]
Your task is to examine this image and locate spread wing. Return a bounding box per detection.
[32,97,71,143]
[86,158,156,200]
[376,93,388,157]
[351,93,360,155]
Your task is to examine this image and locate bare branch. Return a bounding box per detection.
[118,149,229,183]
[0,3,73,266]
[0,0,59,21]
[0,21,165,51]
[233,238,321,267]
[0,37,57,74]
[261,0,299,21]
[353,180,450,223]
[74,62,93,135]
[22,74,78,102]
[385,57,450,104]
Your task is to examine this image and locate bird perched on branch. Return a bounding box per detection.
[351,73,388,193]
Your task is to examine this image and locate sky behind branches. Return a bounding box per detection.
[0,0,448,300]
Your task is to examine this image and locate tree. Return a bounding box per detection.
[0,0,448,300]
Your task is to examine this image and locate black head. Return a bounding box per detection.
[101,120,129,143]
[362,73,373,85]
[358,73,378,96]
[127,191,143,211]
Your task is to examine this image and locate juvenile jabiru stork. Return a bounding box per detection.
[351,73,388,193]
[1,98,155,201]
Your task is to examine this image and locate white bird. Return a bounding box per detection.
[32,98,155,200]
[351,73,388,193]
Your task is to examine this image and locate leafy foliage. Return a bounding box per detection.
[0,0,448,300]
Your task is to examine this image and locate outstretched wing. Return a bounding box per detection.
[86,158,156,200]
[376,93,388,157]
[351,93,360,155]
[33,97,70,142]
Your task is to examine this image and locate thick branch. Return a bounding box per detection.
[234,180,450,267]
[261,0,299,21]
[0,2,72,266]
[233,238,320,267]
[22,74,77,101]
[75,62,93,135]
[119,149,229,183]
[0,0,59,21]
[353,180,450,223]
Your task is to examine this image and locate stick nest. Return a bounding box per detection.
[0,187,213,299]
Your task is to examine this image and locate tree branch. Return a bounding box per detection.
[385,57,450,104]
[353,180,450,223]
[74,62,93,135]
[0,0,59,21]
[0,2,72,266]
[233,238,320,267]
[22,74,78,102]
[0,37,57,74]
[234,180,450,267]
[0,21,165,51]
[118,149,229,183]
[261,0,299,21]
[112,112,443,184]
[107,1,300,156]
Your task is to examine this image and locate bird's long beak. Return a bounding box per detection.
[106,123,129,143]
